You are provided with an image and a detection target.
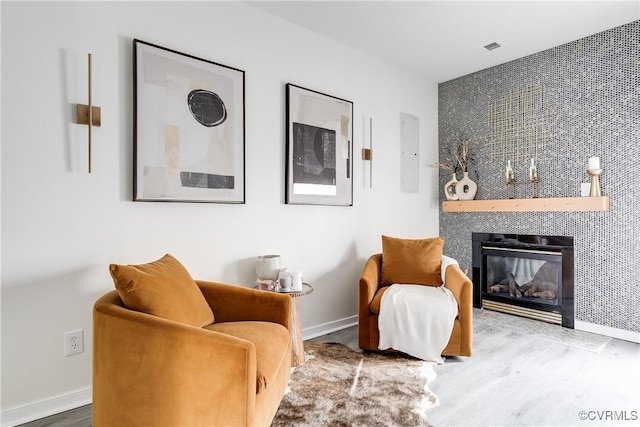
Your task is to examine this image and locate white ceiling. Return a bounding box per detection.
[246,1,640,83]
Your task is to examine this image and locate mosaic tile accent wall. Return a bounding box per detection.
[438,21,639,333]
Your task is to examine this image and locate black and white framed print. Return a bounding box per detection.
[285,84,353,206]
[133,39,245,203]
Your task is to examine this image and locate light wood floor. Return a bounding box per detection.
[20,316,639,426]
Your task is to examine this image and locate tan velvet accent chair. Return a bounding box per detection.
[358,253,473,357]
[93,280,292,427]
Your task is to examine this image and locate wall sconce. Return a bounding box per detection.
[76,53,101,173]
[362,117,373,188]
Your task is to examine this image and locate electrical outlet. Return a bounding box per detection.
[64,329,84,356]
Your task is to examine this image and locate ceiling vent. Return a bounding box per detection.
[484,42,501,51]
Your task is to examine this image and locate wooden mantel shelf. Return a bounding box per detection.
[442,196,609,213]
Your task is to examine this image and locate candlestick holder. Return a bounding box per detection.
[587,168,602,197]
[505,159,538,199]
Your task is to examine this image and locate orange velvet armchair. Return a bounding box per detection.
[93,280,292,427]
[358,253,473,357]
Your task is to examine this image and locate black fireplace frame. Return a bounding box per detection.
[472,233,574,328]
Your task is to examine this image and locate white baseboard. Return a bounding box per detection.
[1,387,91,427]
[302,315,358,340]
[575,321,640,343]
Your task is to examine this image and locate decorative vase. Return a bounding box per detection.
[455,171,477,200]
[256,255,281,281]
[444,173,459,200]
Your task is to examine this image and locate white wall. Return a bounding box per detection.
[0,1,439,421]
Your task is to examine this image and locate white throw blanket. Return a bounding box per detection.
[378,257,459,364]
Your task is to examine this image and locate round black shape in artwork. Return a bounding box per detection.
[187,89,227,127]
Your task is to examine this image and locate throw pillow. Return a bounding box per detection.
[109,253,214,327]
[381,235,444,286]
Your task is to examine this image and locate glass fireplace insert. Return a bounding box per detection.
[474,234,574,328]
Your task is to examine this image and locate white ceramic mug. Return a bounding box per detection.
[278,268,292,291]
[292,271,303,291]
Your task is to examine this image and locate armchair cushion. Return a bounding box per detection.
[369,286,390,314]
[205,321,290,394]
[109,253,214,328]
[381,235,444,286]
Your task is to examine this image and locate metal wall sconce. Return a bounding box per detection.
[362,117,373,188]
[76,53,101,173]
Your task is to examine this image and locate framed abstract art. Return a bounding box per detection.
[133,39,245,203]
[285,84,353,206]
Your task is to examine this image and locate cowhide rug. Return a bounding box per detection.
[272,342,438,426]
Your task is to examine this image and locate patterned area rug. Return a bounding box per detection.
[272,342,438,426]
[474,308,611,352]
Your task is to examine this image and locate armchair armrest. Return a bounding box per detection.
[197,280,291,331]
[443,264,473,355]
[443,263,471,304]
[359,253,382,306]
[93,291,257,426]
[358,253,383,350]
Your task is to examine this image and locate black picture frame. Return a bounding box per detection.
[133,39,245,203]
[285,84,353,206]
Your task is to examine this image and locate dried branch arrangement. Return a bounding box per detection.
[455,139,474,172]
[430,140,475,174]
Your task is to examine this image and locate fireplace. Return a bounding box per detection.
[472,233,574,328]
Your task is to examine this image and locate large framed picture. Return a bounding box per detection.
[285,84,353,206]
[133,39,245,203]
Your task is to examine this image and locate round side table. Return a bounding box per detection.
[255,283,313,367]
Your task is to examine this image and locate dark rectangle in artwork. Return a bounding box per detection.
[292,122,336,186]
[346,140,351,179]
[180,171,235,189]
